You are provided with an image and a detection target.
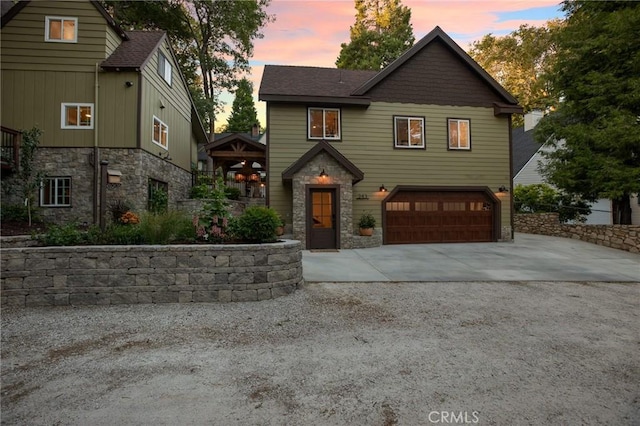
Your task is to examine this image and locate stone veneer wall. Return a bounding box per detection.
[292,152,355,249]
[514,213,640,253]
[2,148,192,225]
[1,240,303,307]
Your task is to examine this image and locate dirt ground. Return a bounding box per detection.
[1,281,638,425]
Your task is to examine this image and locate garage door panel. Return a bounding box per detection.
[385,190,496,244]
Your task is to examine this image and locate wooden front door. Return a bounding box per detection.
[308,188,337,249]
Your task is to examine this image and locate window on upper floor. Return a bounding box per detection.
[61,103,93,129]
[157,52,172,85]
[448,118,471,150]
[40,177,71,207]
[45,16,77,43]
[394,116,425,148]
[153,116,169,148]
[308,108,340,140]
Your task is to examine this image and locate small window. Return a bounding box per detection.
[153,116,168,148]
[386,202,410,211]
[157,52,172,85]
[148,179,168,213]
[41,177,71,207]
[448,118,471,150]
[415,201,439,212]
[443,202,466,211]
[394,116,425,148]
[45,16,77,43]
[61,103,93,129]
[308,108,340,140]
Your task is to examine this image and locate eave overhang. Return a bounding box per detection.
[259,94,371,106]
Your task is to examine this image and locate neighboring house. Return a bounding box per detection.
[512,112,640,225]
[259,26,522,249]
[1,0,207,225]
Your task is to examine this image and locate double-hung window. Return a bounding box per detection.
[308,108,340,140]
[394,116,425,148]
[153,116,168,148]
[448,118,471,150]
[41,177,71,207]
[45,16,77,42]
[157,52,172,85]
[61,103,93,129]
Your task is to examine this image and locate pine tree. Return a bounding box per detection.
[336,0,414,70]
[225,78,260,133]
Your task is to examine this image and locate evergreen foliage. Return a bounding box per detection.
[534,1,640,224]
[336,0,414,70]
[226,78,260,132]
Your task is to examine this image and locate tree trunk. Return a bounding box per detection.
[612,195,632,224]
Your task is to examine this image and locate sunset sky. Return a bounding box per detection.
[217,0,565,129]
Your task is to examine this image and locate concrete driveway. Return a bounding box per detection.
[303,233,639,282]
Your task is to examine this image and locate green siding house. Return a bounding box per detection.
[259,27,522,249]
[1,0,207,225]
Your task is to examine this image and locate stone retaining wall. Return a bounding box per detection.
[514,213,640,253]
[1,240,303,307]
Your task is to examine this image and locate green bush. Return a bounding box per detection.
[228,206,281,243]
[149,187,168,214]
[138,210,194,244]
[358,212,376,229]
[1,204,34,222]
[224,186,241,200]
[101,224,144,245]
[39,222,86,246]
[190,183,213,199]
[109,200,133,224]
[514,183,591,223]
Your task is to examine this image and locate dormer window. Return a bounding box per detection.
[45,17,77,43]
[308,108,340,140]
[157,52,172,85]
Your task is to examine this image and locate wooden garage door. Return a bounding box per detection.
[385,190,495,244]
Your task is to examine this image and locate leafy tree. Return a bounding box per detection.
[336,0,414,70]
[534,1,640,224]
[469,22,563,127]
[225,78,260,132]
[103,0,273,133]
[513,183,590,223]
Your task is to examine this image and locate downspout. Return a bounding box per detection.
[93,62,100,225]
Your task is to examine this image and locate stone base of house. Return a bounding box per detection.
[351,229,383,249]
[2,148,192,226]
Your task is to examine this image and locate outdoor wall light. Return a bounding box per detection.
[379,184,387,192]
[498,185,509,193]
[159,152,172,161]
[319,169,328,178]
[125,81,134,88]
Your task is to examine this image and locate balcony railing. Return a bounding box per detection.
[1,126,21,171]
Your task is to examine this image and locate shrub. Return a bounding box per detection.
[39,222,86,246]
[358,212,376,229]
[149,186,168,214]
[1,204,40,222]
[514,183,591,223]
[193,177,230,242]
[190,183,213,199]
[109,200,132,224]
[224,186,241,200]
[138,210,194,244]
[120,211,140,225]
[227,206,281,243]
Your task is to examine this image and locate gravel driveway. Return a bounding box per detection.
[2,280,639,425]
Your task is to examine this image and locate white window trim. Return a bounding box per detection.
[394,116,425,148]
[45,16,78,43]
[308,107,341,140]
[152,116,169,149]
[40,177,71,207]
[61,103,94,129]
[158,52,172,85]
[448,118,471,150]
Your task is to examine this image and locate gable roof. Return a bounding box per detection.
[1,0,128,40]
[101,31,165,71]
[512,126,543,176]
[351,26,517,106]
[259,66,376,105]
[282,140,364,184]
[203,133,266,153]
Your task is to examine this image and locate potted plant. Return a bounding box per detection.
[276,217,285,236]
[358,212,376,236]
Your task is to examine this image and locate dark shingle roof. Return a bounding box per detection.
[101,31,165,70]
[512,126,543,176]
[259,65,377,103]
